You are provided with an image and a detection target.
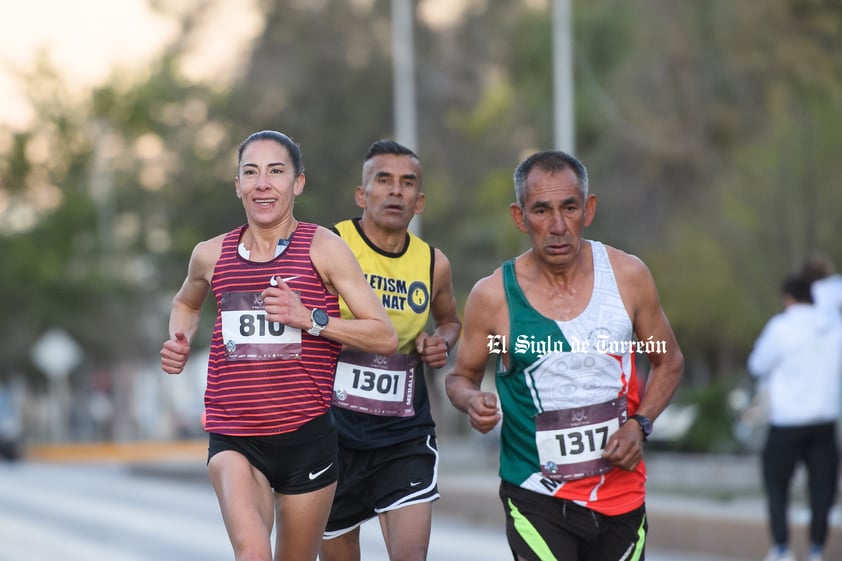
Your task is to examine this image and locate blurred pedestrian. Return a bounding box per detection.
[748,274,842,561]
[801,254,842,318]
[320,140,462,561]
[445,150,684,560]
[159,130,397,561]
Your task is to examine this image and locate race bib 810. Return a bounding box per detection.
[220,291,302,360]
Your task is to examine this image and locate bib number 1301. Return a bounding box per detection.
[350,368,400,396]
[332,351,415,417]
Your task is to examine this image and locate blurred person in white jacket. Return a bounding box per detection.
[803,255,842,317]
[748,275,842,561]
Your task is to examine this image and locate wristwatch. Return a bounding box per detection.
[307,308,329,336]
[630,414,653,441]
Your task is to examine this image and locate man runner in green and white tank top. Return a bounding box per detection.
[446,150,684,561]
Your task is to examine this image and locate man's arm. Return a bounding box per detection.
[605,251,684,469]
[445,272,504,434]
[416,248,462,368]
[629,262,684,422]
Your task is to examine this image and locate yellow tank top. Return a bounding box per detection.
[334,218,433,354]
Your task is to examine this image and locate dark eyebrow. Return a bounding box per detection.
[529,196,578,209]
[242,161,287,169]
[374,170,417,181]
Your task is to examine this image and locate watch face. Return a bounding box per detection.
[312,308,329,327]
[632,414,652,436]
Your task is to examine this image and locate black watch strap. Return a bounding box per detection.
[631,414,653,441]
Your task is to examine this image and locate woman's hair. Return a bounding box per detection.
[237,130,304,175]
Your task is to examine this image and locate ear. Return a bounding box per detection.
[413,192,426,215]
[234,176,242,199]
[354,185,366,209]
[510,202,527,234]
[293,173,306,196]
[583,194,597,228]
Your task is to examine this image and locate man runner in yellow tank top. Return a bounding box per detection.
[320,140,462,561]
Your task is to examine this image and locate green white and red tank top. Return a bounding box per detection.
[496,240,645,515]
[204,222,341,436]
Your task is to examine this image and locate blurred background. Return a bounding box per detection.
[0,0,840,458]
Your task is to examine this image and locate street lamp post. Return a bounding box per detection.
[552,0,575,154]
[391,0,421,236]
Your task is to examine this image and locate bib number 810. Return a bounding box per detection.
[239,313,285,337]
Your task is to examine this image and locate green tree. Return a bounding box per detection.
[1,0,839,447]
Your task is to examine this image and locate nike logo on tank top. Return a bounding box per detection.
[205,222,341,437]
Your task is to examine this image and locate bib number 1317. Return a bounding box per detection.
[537,419,618,465]
[554,425,609,457]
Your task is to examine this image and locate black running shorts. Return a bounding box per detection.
[207,412,338,494]
[323,434,439,537]
[500,480,647,561]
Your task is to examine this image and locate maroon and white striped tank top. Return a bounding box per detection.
[204,222,341,436]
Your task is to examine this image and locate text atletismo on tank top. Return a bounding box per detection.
[329,218,436,450]
[204,222,341,437]
[496,240,645,516]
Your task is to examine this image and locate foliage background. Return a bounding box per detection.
[1,0,839,449]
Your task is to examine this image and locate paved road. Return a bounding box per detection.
[0,460,513,561]
[0,458,759,561]
[14,434,842,561]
